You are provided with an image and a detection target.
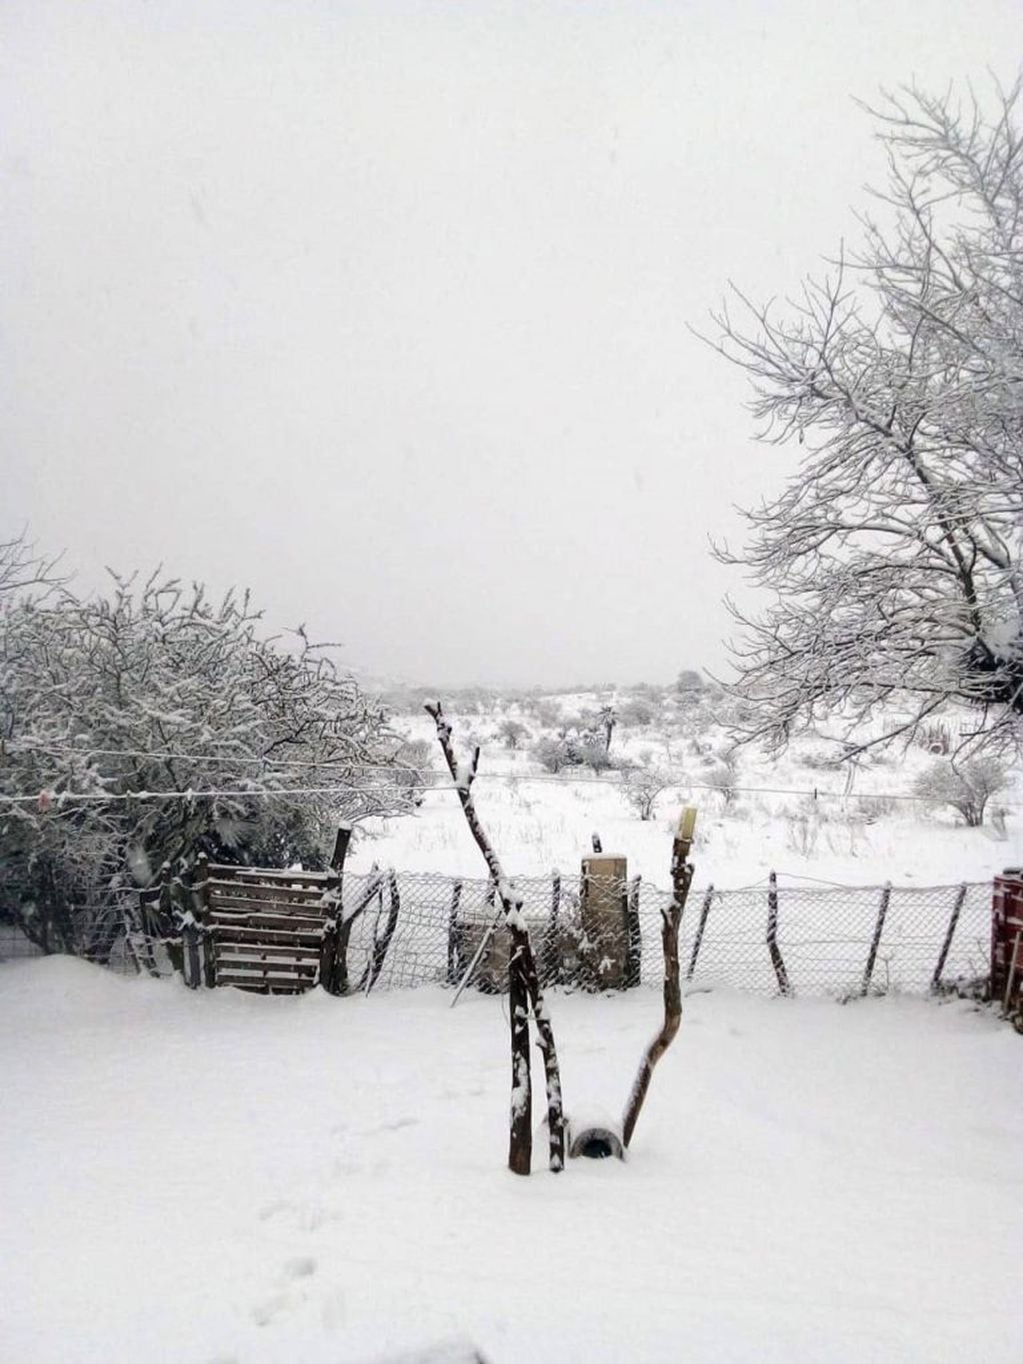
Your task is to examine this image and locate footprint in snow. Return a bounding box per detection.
[250,1257,318,1327]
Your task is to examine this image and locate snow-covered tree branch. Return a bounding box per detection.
[0,567,415,952]
[704,77,1023,760]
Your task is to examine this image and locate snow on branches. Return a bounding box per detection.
[705,77,1023,760]
[0,567,415,951]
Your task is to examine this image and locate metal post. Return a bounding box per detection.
[862,881,891,996]
[931,883,967,991]
[767,872,791,996]
[446,879,463,985]
[687,884,714,981]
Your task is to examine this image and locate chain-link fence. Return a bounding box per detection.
[1,870,993,998]
[339,870,992,998]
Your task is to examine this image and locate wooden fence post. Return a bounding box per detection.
[330,824,352,873]
[537,869,562,986]
[686,884,714,981]
[766,872,791,996]
[192,854,216,988]
[931,883,967,991]
[320,826,352,994]
[861,881,891,996]
[446,879,463,985]
[580,854,629,990]
[625,875,642,988]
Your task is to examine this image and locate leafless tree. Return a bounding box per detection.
[621,765,672,821]
[704,77,1023,761]
[913,755,1010,827]
[0,530,66,603]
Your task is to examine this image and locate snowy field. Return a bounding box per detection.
[350,696,1021,891]
[3,957,1021,1363]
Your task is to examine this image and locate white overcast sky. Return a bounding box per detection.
[4,1,1020,687]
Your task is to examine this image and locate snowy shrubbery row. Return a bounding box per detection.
[379,675,1017,840]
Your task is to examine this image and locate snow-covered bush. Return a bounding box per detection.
[531,735,576,773]
[522,698,563,729]
[912,757,1010,828]
[704,758,739,807]
[499,719,529,750]
[0,571,413,952]
[621,765,672,821]
[675,670,704,696]
[617,696,659,728]
[392,738,435,806]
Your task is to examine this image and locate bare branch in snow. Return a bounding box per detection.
[426,700,565,1174]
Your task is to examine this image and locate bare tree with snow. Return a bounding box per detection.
[705,77,1023,760]
[0,529,65,603]
[913,755,1010,827]
[0,569,416,952]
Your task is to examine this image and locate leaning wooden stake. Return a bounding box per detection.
[621,807,697,1149]
[861,881,892,997]
[426,701,565,1174]
[686,883,714,981]
[766,872,791,997]
[931,882,967,991]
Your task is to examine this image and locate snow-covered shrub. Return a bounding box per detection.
[617,696,658,728]
[675,670,704,695]
[854,795,897,824]
[531,735,576,773]
[704,759,738,807]
[499,719,529,750]
[913,757,1010,828]
[783,798,828,856]
[392,739,435,806]
[578,735,616,773]
[0,571,412,953]
[621,766,671,821]
[522,698,563,729]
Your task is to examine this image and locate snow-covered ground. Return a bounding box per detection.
[351,698,1021,890]
[2,957,1021,1363]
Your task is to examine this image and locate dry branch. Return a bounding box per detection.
[621,807,697,1149]
[426,701,565,1173]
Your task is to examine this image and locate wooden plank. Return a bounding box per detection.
[217,977,310,994]
[209,864,330,882]
[207,925,325,943]
[207,903,328,924]
[207,881,327,902]
[215,963,318,981]
[214,948,319,964]
[216,971,318,987]
[211,943,323,959]
[215,962,316,976]
[206,907,329,928]
[207,868,330,889]
[207,880,328,905]
[215,948,321,966]
[207,924,324,945]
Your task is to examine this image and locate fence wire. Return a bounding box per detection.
[1,870,993,999]
[336,871,992,998]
